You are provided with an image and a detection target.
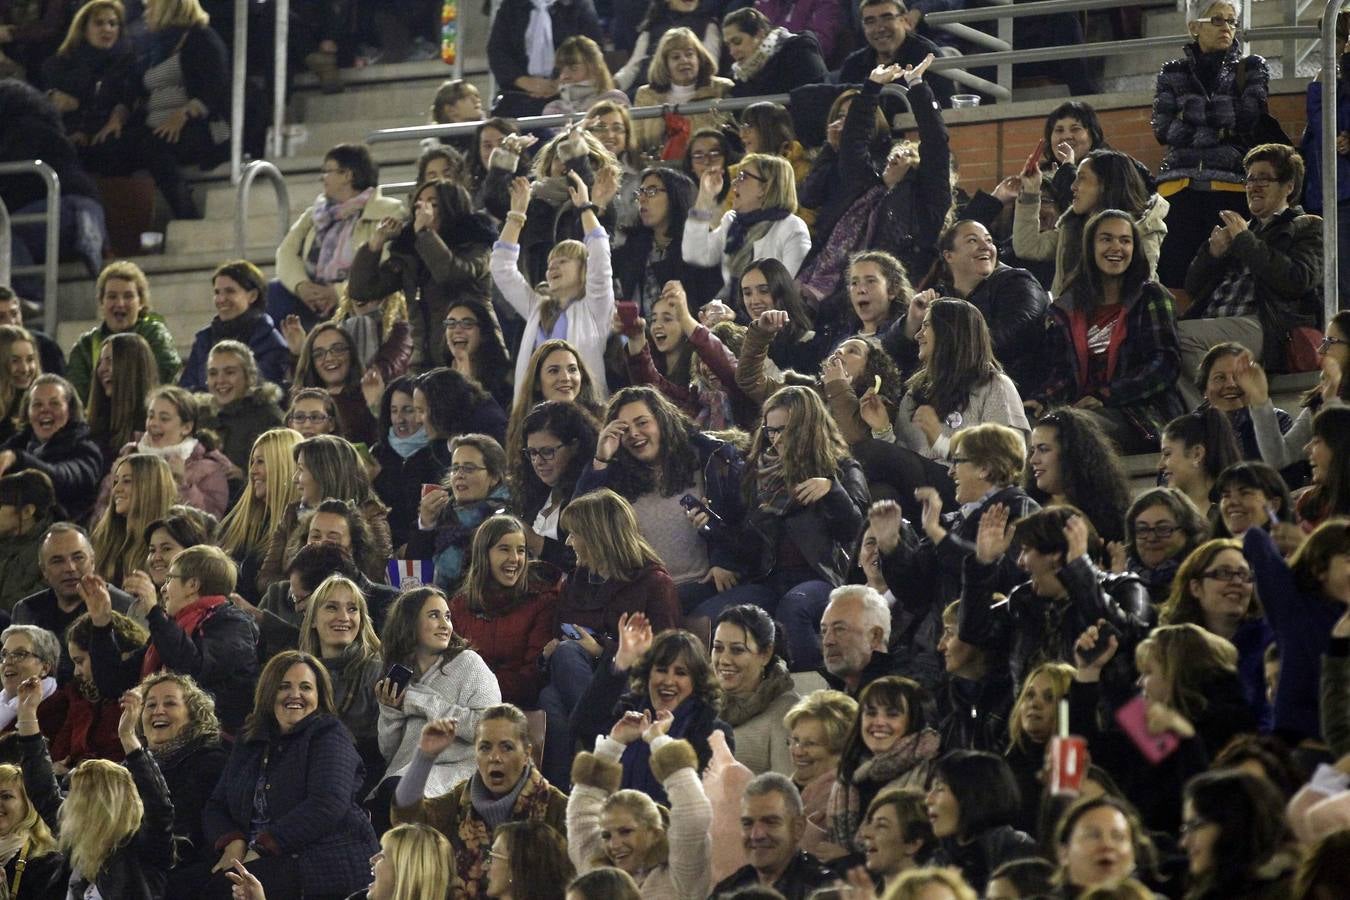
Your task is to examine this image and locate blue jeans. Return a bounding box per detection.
[265,278,329,332]
[687,566,833,672]
[538,639,596,790]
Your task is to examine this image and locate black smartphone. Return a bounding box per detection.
[386,663,414,693]
[1079,621,1122,666]
[680,493,725,527]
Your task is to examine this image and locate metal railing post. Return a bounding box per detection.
[273,0,290,159]
[1323,0,1340,321]
[231,0,247,184]
[0,162,61,338]
[235,160,292,258]
[0,198,10,289]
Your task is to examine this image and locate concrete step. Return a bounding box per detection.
[165,214,291,256]
[198,163,418,219]
[294,68,493,125]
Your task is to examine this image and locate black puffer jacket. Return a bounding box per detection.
[937,670,1014,754]
[1152,41,1270,181]
[153,736,229,868]
[0,421,103,524]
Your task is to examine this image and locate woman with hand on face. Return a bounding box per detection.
[567,706,714,900]
[82,545,260,733]
[200,341,287,473]
[393,705,566,900]
[407,433,514,594]
[376,587,502,807]
[448,515,563,707]
[1162,539,1273,725]
[16,678,174,900]
[217,427,300,602]
[289,323,379,445]
[827,675,941,852]
[925,752,1036,895]
[509,399,598,572]
[709,605,798,775]
[680,128,741,211]
[201,650,380,899]
[783,690,857,862]
[181,261,291,393]
[572,615,734,806]
[631,28,733,159]
[1111,487,1209,605]
[615,167,724,317]
[351,179,496,372]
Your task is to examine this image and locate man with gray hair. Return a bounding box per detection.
[819,584,898,697]
[708,772,836,899]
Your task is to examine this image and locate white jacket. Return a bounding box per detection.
[491,226,616,402]
[377,649,502,797]
[681,210,811,287]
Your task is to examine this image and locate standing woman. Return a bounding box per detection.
[139,0,233,170]
[200,341,287,473]
[448,514,563,707]
[0,325,40,444]
[180,261,291,392]
[201,650,380,898]
[1158,409,1244,517]
[631,28,733,160]
[89,453,176,583]
[375,586,501,805]
[1153,1,1268,288]
[16,680,174,900]
[217,427,300,602]
[710,604,798,775]
[1022,407,1133,545]
[85,332,159,464]
[615,167,724,317]
[493,171,617,402]
[290,322,379,445]
[510,400,599,572]
[1030,210,1186,455]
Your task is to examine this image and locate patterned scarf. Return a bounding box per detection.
[720,660,795,727]
[756,449,794,516]
[307,187,374,284]
[725,208,791,286]
[456,765,557,898]
[731,26,790,83]
[828,728,941,847]
[798,185,885,304]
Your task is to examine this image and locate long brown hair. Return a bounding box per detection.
[87,332,159,451]
[380,587,470,672]
[558,488,661,581]
[243,650,336,740]
[89,453,177,582]
[746,386,846,489]
[904,298,1000,418]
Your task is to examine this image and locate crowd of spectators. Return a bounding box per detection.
[3,0,1350,898]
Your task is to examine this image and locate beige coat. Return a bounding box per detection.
[275,190,406,296]
[632,77,735,156]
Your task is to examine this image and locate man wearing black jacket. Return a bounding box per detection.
[709,773,837,900]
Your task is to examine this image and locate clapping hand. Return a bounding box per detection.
[643,709,674,743]
[610,710,650,745]
[118,689,144,752]
[901,53,934,85]
[867,63,905,85]
[79,573,116,626]
[974,503,1013,564]
[914,486,945,543]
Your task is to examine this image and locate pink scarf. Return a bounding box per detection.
[308,187,374,284]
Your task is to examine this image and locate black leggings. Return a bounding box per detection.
[853,438,957,523]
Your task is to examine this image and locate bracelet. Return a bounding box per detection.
[505,211,527,223]
[577,202,600,215]
[594,455,613,464]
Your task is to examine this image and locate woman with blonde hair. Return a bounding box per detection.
[784,689,857,861]
[16,678,173,900]
[632,27,733,159]
[0,761,62,899]
[885,867,979,900]
[139,0,232,169]
[1004,660,1075,833]
[86,331,159,462]
[217,427,300,601]
[199,340,286,472]
[0,325,40,443]
[544,35,628,117]
[684,151,810,288]
[89,453,177,583]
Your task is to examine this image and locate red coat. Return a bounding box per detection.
[47,681,125,765]
[449,563,562,706]
[556,561,680,643]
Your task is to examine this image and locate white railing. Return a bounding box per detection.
[235,160,292,257]
[0,161,60,337]
[230,0,291,183]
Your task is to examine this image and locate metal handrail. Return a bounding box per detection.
[0,161,60,338]
[1322,0,1339,324]
[235,160,292,258]
[229,0,291,183]
[923,0,1171,25]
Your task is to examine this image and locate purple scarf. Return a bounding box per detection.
[307,187,374,284]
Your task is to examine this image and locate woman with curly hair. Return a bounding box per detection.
[574,615,732,806]
[1023,407,1133,545]
[511,400,599,571]
[827,676,940,852]
[289,322,379,445]
[350,179,497,372]
[89,453,176,583]
[217,427,300,601]
[86,331,159,464]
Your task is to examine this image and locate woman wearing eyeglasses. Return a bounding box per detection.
[615,168,724,318]
[284,388,340,440]
[289,323,379,446]
[510,400,599,572]
[1116,487,1210,605]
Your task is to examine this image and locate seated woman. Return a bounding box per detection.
[140,506,217,591]
[68,261,180,402]
[615,167,723,316]
[1052,796,1158,897]
[856,788,933,894]
[1115,487,1209,604]
[327,285,412,384]
[617,0,719,92]
[180,261,291,392]
[297,573,384,796]
[41,0,200,220]
[916,221,1051,394]
[0,325,40,445]
[1181,769,1297,898]
[217,427,300,602]
[16,681,173,900]
[493,167,616,402]
[1037,100,1155,210]
[86,331,159,464]
[448,514,563,707]
[1292,407,1350,527]
[683,152,810,291]
[284,387,341,439]
[201,650,380,899]
[736,259,822,375]
[0,374,103,523]
[371,375,426,548]
[407,433,514,593]
[0,758,63,899]
[139,671,228,885]
[1159,408,1244,518]
[568,708,714,899]
[1212,460,1292,539]
[1023,407,1133,545]
[0,624,64,738]
[827,676,941,852]
[925,751,1036,894]
[542,35,629,117]
[200,340,287,472]
[429,77,485,158]
[1014,149,1168,297]
[1030,210,1186,455]
[632,28,733,161]
[1153,0,1269,288]
[84,545,259,733]
[138,0,233,171]
[437,298,514,412]
[721,8,827,97]
[681,127,742,214]
[783,690,856,862]
[1194,343,1295,467]
[376,587,502,806]
[90,453,176,583]
[710,605,798,774]
[290,322,379,445]
[1000,661,1074,833]
[511,400,599,572]
[349,179,496,372]
[268,143,406,332]
[539,487,680,790]
[504,339,602,463]
[572,616,734,806]
[257,433,392,590]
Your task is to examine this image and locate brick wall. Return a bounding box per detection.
[944,91,1309,196]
